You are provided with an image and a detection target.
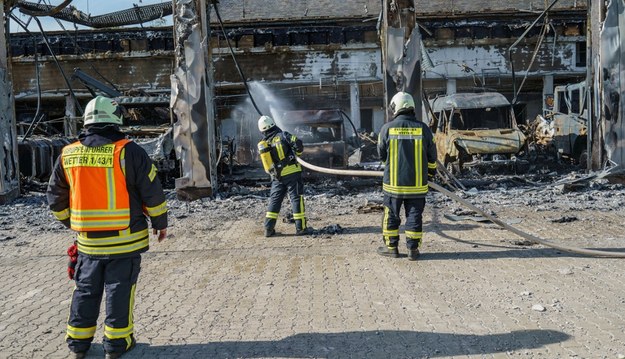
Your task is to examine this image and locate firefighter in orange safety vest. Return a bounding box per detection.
[46,96,168,359]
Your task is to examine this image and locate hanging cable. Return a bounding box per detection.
[514,21,549,101]
[16,15,85,118]
[212,2,262,116]
[509,0,561,104]
[49,11,121,91]
[21,51,43,141]
[10,13,45,141]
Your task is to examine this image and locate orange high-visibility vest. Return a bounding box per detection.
[61,139,131,232]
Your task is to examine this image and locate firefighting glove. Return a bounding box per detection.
[428,168,436,182]
[67,242,78,280]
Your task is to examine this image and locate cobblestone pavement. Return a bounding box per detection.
[1,188,625,358]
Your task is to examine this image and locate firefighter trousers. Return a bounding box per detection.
[66,253,141,354]
[264,172,307,231]
[382,196,426,251]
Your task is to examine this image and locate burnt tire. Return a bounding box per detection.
[445,160,462,176]
[578,150,588,169]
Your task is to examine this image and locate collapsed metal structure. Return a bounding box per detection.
[592,0,625,171]
[1,1,625,204]
[0,3,19,203]
[16,0,173,28]
[170,0,217,199]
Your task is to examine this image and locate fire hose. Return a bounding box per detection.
[297,157,625,258]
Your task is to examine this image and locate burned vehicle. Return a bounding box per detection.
[537,81,588,165]
[279,109,351,168]
[427,92,527,174]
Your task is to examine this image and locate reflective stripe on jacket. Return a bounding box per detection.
[61,139,132,231]
[378,113,437,199]
[264,131,302,178]
[48,128,168,258]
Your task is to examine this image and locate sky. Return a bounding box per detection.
[9,0,173,33]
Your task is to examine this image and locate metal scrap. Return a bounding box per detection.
[16,1,173,29]
[551,215,578,223]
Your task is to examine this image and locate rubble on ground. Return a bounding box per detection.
[2,163,625,250]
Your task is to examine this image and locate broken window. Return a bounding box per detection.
[456,107,511,130]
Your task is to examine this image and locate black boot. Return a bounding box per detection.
[408,249,420,261]
[296,227,313,236]
[265,228,276,237]
[70,351,87,359]
[377,246,399,258]
[105,337,136,359]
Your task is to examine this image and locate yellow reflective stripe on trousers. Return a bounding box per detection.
[266,212,279,219]
[383,207,389,232]
[382,206,399,249]
[298,195,306,228]
[428,162,437,169]
[383,229,399,236]
[67,324,97,339]
[104,324,134,339]
[104,284,136,345]
[145,201,167,217]
[405,230,423,239]
[53,208,70,220]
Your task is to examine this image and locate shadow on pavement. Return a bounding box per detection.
[117,329,569,358]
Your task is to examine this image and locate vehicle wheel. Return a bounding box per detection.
[446,160,461,176]
[514,161,530,174]
[578,150,588,169]
[572,135,588,167]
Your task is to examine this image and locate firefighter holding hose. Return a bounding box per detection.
[257,115,312,237]
[377,92,437,260]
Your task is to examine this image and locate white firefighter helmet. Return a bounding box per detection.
[389,91,415,116]
[258,115,276,132]
[83,96,124,126]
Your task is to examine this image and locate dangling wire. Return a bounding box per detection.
[514,21,549,101]
[212,3,263,116]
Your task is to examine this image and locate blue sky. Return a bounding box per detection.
[10,0,173,32]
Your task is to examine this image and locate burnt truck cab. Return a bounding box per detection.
[428,92,526,174]
[549,81,588,165]
[280,109,348,168]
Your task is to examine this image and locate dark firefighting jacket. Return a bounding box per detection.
[378,112,437,198]
[261,127,303,179]
[47,127,168,258]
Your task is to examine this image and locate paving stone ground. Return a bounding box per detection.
[1,188,624,358]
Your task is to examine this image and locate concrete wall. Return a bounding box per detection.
[414,0,586,14]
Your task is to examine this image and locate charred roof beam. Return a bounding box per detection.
[72,68,122,98]
[16,1,173,29]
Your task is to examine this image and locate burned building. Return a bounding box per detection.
[2,0,613,202]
